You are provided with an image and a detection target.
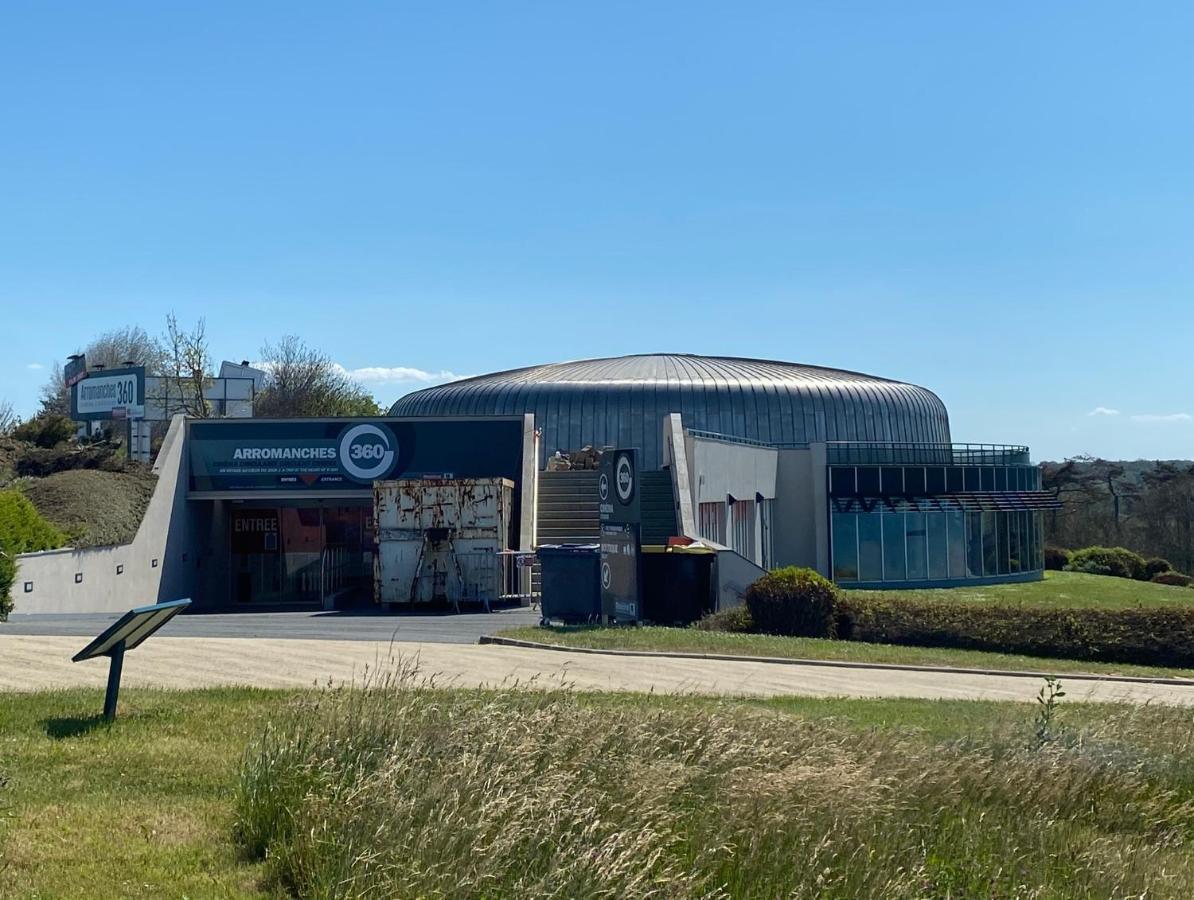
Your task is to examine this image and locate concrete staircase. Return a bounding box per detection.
[536,470,601,545]
[535,469,678,546]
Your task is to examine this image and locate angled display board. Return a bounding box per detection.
[73,598,191,720]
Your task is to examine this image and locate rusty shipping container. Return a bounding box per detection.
[373,478,515,608]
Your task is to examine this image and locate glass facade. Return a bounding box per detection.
[828,464,1042,496]
[832,509,1046,585]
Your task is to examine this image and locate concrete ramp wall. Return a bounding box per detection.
[9,415,203,614]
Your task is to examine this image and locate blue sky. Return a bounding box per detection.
[2,2,1191,461]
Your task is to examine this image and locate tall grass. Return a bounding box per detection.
[236,668,1194,898]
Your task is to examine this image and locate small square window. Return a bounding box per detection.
[151,558,159,568]
[74,572,83,584]
[116,564,124,575]
[23,581,33,593]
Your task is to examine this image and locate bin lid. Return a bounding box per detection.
[536,543,600,554]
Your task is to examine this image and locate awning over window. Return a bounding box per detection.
[831,492,1062,514]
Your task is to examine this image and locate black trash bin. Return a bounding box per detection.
[537,544,601,625]
[641,547,715,625]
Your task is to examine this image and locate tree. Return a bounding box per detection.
[0,399,17,436]
[40,325,169,415]
[162,313,214,417]
[1135,464,1194,574]
[255,336,381,418]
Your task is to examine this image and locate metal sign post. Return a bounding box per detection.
[72,598,191,721]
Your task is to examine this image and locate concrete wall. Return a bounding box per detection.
[689,437,778,504]
[772,443,829,575]
[11,415,206,614]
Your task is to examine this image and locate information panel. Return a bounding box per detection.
[600,522,640,623]
[188,417,525,494]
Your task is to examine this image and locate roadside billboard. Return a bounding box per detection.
[70,367,146,421]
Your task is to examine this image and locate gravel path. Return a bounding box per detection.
[3,635,1194,705]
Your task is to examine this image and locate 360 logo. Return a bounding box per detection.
[615,453,634,504]
[338,424,397,481]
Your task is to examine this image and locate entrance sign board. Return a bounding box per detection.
[70,366,146,421]
[188,418,525,495]
[72,598,191,720]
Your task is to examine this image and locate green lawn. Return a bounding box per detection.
[498,572,1194,679]
[4,686,1194,897]
[497,624,1194,679]
[849,569,1194,610]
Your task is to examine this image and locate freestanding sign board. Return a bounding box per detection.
[599,448,640,525]
[64,354,88,388]
[598,449,641,623]
[70,366,146,421]
[600,523,640,623]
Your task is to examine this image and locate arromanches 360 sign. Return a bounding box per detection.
[187,418,524,494]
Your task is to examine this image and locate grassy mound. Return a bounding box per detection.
[236,674,1194,898]
[19,468,156,548]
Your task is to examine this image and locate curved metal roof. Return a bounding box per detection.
[391,354,951,469]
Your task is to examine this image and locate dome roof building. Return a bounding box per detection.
[391,353,950,469]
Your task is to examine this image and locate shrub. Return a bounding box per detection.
[836,593,1194,668]
[1151,571,1192,587]
[1044,546,1071,571]
[694,603,753,633]
[12,413,76,449]
[13,444,126,479]
[1067,547,1148,581]
[0,490,68,618]
[1145,558,1174,578]
[743,567,838,638]
[1065,561,1113,577]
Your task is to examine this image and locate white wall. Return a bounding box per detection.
[10,415,205,614]
[689,437,777,504]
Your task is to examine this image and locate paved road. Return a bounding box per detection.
[3,635,1194,705]
[1,607,541,644]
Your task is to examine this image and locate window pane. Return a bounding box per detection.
[832,514,859,581]
[858,515,883,581]
[947,467,965,492]
[857,467,881,495]
[883,515,906,581]
[906,512,928,580]
[997,513,1010,574]
[995,467,1008,492]
[904,467,926,495]
[927,513,949,580]
[881,467,904,495]
[948,511,967,578]
[981,467,996,491]
[966,512,984,577]
[926,467,946,494]
[1009,512,1022,573]
[964,467,981,491]
[830,467,856,496]
[982,511,999,576]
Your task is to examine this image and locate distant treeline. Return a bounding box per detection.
[1042,457,1194,571]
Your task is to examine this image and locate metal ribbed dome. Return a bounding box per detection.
[391,354,951,469]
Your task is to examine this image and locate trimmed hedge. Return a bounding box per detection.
[0,490,67,619]
[743,567,838,638]
[694,604,754,633]
[836,593,1194,668]
[1066,546,1148,581]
